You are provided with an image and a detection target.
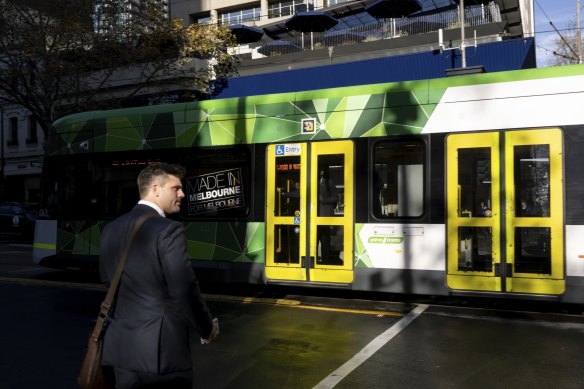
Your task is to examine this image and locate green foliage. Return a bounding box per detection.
[0,0,239,138]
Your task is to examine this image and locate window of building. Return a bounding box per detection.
[268,1,314,18]
[219,5,262,25]
[372,139,425,218]
[8,117,18,146]
[327,0,352,6]
[191,13,211,25]
[27,116,38,144]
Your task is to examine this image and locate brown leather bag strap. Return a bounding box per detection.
[100,214,155,314]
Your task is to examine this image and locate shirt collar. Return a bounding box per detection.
[138,200,165,217]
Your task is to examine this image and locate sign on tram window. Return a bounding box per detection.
[186,168,246,215]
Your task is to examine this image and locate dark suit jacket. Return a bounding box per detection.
[99,204,213,374]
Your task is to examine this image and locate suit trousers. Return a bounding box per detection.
[113,367,192,389]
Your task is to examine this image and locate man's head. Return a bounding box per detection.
[137,163,186,215]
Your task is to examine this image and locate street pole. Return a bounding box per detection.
[0,108,4,201]
[578,0,582,64]
[460,0,467,68]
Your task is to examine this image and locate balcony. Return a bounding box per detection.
[230,4,502,59]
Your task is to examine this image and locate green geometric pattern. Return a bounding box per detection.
[49,80,448,155]
[48,65,584,265]
[56,220,265,264]
[50,65,584,155]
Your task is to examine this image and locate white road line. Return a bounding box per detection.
[313,304,429,389]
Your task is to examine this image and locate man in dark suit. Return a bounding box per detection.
[99,162,219,388]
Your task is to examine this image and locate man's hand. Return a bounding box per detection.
[201,318,219,344]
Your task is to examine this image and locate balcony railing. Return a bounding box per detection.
[234,3,501,59]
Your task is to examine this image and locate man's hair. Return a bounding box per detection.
[137,163,186,198]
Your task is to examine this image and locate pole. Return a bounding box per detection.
[460,0,467,68]
[578,0,582,64]
[0,108,4,200]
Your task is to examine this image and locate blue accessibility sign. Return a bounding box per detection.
[275,144,301,156]
[294,217,301,225]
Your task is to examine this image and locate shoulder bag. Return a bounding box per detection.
[78,214,154,389]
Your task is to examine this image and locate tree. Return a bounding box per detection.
[550,20,583,66]
[0,0,238,138]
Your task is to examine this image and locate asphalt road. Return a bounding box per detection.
[2,242,584,389]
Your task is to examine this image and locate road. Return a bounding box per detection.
[1,242,584,388]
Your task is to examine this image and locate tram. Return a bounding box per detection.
[33,64,584,303]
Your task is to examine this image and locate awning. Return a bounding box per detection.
[365,0,422,19]
[257,40,303,56]
[229,24,264,44]
[285,11,339,32]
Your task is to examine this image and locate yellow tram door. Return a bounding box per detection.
[446,129,565,295]
[504,129,564,294]
[265,141,354,284]
[446,132,502,292]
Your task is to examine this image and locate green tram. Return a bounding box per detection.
[34,64,584,302]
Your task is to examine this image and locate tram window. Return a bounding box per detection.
[41,154,160,219]
[275,156,301,217]
[457,148,491,218]
[318,155,344,217]
[458,227,493,272]
[372,140,424,218]
[273,224,300,264]
[515,227,551,274]
[514,145,550,218]
[181,147,251,219]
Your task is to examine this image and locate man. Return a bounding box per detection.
[99,162,219,388]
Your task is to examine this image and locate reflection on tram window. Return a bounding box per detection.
[317,155,344,217]
[514,144,550,218]
[275,156,301,217]
[515,227,551,274]
[458,227,492,272]
[373,140,424,218]
[317,225,344,265]
[274,224,300,264]
[458,148,491,218]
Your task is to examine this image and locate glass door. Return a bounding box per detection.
[265,141,353,284]
[446,129,564,295]
[505,130,564,294]
[446,132,502,292]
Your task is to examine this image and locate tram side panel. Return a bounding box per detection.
[563,125,584,303]
[352,135,449,296]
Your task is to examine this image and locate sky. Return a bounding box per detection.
[533,0,581,67]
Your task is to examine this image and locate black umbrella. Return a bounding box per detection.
[257,40,303,56]
[285,11,338,33]
[365,0,422,19]
[229,24,264,44]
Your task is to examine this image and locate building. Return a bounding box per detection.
[170,0,535,98]
[0,0,534,204]
[0,0,171,204]
[0,103,43,204]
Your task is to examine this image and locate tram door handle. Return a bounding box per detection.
[301,256,315,268]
